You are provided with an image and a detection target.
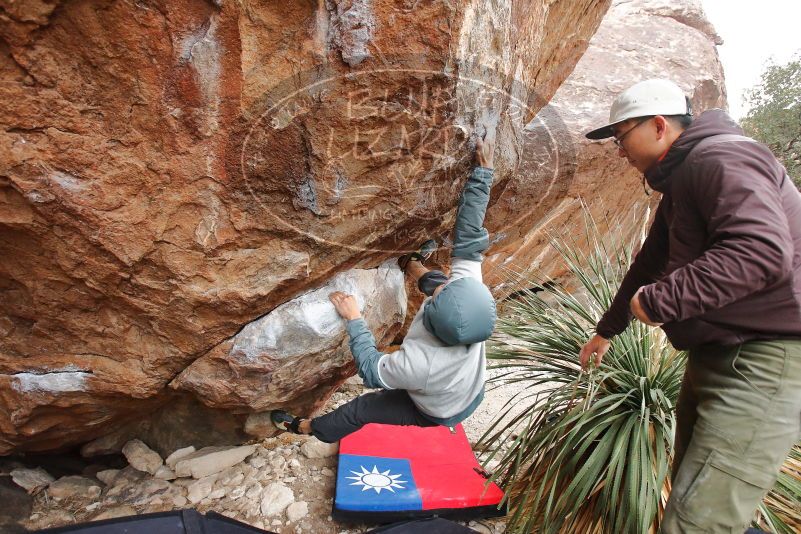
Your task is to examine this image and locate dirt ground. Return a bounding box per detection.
[6,368,529,534]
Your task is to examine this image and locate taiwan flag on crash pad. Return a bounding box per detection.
[333,423,506,522]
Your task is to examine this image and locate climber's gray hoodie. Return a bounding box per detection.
[345,166,494,426]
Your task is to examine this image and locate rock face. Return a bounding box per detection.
[171,260,406,412]
[0,0,613,454]
[481,0,727,292]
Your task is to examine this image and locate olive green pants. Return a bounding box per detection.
[661,339,801,533]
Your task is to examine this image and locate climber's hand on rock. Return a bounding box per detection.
[476,125,495,170]
[329,291,361,321]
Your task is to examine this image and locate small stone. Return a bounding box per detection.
[245,482,263,500]
[286,501,308,523]
[300,440,338,459]
[130,479,172,506]
[174,445,256,479]
[249,456,267,469]
[288,458,301,469]
[187,475,215,504]
[229,485,247,500]
[93,505,137,521]
[85,502,101,511]
[271,519,283,526]
[260,482,294,516]
[269,456,286,471]
[96,469,120,485]
[321,468,335,477]
[122,439,163,475]
[10,467,54,494]
[219,468,245,487]
[48,476,102,500]
[165,446,196,470]
[468,522,492,534]
[172,495,188,507]
[208,488,226,500]
[154,465,176,480]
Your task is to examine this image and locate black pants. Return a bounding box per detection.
[418,270,447,296]
[310,389,439,443]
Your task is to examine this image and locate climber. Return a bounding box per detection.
[269,126,498,442]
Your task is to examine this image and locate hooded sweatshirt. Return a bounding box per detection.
[345,166,494,425]
[596,109,801,350]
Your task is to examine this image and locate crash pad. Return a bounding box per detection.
[333,423,506,522]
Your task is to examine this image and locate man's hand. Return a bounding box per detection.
[329,291,361,321]
[579,334,611,370]
[630,287,663,326]
[476,126,496,170]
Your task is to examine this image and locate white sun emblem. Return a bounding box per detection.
[346,465,407,494]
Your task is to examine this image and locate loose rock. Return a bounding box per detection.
[165,446,196,470]
[10,467,54,494]
[122,440,163,475]
[174,445,256,479]
[286,501,308,523]
[300,440,338,459]
[48,476,102,500]
[260,482,294,516]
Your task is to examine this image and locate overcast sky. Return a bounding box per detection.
[701,0,801,120]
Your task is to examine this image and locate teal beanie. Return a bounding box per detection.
[422,277,497,345]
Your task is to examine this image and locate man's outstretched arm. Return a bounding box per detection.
[328,291,387,389]
[452,128,495,264]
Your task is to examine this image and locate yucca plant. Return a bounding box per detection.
[756,444,801,533]
[479,206,801,533]
[477,207,684,533]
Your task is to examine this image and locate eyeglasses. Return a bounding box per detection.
[612,117,652,150]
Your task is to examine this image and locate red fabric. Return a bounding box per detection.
[340,423,504,509]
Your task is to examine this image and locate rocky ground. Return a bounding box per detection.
[1,371,526,534]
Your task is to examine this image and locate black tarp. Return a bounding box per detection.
[33,510,276,534]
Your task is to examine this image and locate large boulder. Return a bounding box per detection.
[482,0,727,291]
[0,0,612,453]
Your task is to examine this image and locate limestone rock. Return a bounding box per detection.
[187,476,216,505]
[286,501,309,523]
[171,261,407,412]
[260,482,294,517]
[95,469,120,486]
[243,412,277,440]
[122,439,163,475]
[10,467,54,494]
[165,446,196,470]
[0,0,612,455]
[92,506,137,522]
[482,0,726,290]
[154,465,176,481]
[173,445,256,479]
[300,440,338,459]
[48,476,101,500]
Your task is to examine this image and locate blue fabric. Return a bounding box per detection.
[346,318,387,389]
[452,166,494,261]
[422,277,496,345]
[421,166,497,345]
[336,454,422,511]
[421,386,485,427]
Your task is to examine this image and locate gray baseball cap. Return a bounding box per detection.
[586,79,691,140]
[422,277,497,346]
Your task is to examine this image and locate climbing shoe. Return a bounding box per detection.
[270,410,303,434]
[398,239,438,272]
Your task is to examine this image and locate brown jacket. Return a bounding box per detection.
[596,109,801,350]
